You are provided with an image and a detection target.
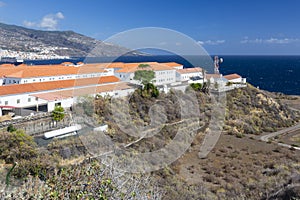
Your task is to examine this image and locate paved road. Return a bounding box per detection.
[260,123,300,148]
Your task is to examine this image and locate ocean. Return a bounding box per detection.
[2,55,300,95]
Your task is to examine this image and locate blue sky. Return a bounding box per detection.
[0,0,300,55]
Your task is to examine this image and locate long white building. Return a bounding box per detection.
[0,61,245,118]
[0,61,183,117]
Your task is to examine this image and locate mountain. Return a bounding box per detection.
[0,22,139,58]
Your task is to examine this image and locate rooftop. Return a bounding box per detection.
[31,82,133,101]
[0,62,183,78]
[223,73,242,80]
[0,76,120,96]
[176,67,203,74]
[206,74,222,79]
[116,62,177,73]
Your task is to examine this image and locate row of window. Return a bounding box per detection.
[157,78,174,82]
[157,71,173,75]
[4,73,111,85]
[3,97,38,105]
[4,79,20,84]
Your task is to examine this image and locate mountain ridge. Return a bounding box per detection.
[0,22,138,59]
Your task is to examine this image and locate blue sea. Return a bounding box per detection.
[2,55,300,95]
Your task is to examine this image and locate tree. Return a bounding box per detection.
[133,70,155,85]
[7,124,16,132]
[52,106,65,121]
[190,83,203,91]
[0,129,38,163]
[141,83,159,98]
[138,63,150,68]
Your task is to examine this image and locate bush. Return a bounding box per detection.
[52,106,65,121]
[0,129,38,163]
[7,124,16,132]
[190,83,203,91]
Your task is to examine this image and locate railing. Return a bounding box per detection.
[211,83,247,93]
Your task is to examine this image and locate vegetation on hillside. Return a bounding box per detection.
[224,85,300,137]
[1,85,300,199]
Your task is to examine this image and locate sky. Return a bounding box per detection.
[0,0,300,55]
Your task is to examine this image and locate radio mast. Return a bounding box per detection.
[214,56,223,74]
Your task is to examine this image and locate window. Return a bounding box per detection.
[28,98,31,102]
[5,101,8,105]
[17,99,20,104]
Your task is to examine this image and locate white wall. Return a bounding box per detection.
[3,77,21,85]
[4,71,114,85]
[172,65,183,70]
[154,70,176,85]
[115,72,133,82]
[228,77,242,83]
[0,93,48,109]
[176,71,203,82]
[116,69,176,86]
[98,88,135,98]
[47,98,74,112]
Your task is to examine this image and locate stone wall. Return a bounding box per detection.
[0,113,72,136]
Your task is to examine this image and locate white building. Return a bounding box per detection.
[0,61,183,117]
[223,73,246,84]
[0,62,114,86]
[114,62,180,86]
[0,75,134,116]
[206,73,247,92]
[175,67,204,83]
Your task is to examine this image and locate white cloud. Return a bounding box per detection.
[0,1,5,7]
[55,12,64,19]
[241,37,300,44]
[197,41,204,45]
[23,12,65,30]
[198,40,225,45]
[23,20,36,28]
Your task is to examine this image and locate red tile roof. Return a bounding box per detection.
[31,82,133,101]
[0,76,120,96]
[176,68,203,74]
[161,62,183,67]
[0,62,181,78]
[223,73,241,80]
[206,74,222,79]
[116,62,175,73]
[0,63,109,78]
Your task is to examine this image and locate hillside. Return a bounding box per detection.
[0,22,138,58]
[1,85,300,199]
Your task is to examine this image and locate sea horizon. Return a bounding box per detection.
[2,55,298,95]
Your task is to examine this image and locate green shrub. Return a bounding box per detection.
[52,106,65,121]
